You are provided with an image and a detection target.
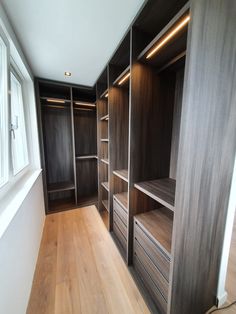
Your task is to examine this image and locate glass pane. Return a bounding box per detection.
[10,72,29,174]
[0,37,8,187]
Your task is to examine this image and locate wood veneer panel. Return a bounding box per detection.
[101,181,109,192]
[169,68,184,179]
[76,159,97,199]
[135,209,173,256]
[114,192,128,210]
[113,169,128,182]
[134,178,176,211]
[42,106,74,188]
[73,108,97,157]
[109,63,130,235]
[169,1,236,313]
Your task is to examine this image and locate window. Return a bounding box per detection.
[0,35,8,187]
[10,71,29,175]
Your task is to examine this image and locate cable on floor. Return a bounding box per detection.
[208,300,236,313]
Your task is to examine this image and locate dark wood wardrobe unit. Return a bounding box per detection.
[36,79,97,213]
[95,0,236,313]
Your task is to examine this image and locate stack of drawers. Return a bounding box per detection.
[113,197,128,255]
[133,210,172,314]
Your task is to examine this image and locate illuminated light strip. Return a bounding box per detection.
[146,15,190,59]
[105,92,108,98]
[46,98,65,104]
[74,102,96,107]
[46,105,65,109]
[118,72,130,86]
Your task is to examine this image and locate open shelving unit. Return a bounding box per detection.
[134,178,176,211]
[36,80,98,213]
[113,169,128,182]
[96,67,110,222]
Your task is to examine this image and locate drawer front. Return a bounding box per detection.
[134,240,169,299]
[134,220,170,281]
[113,221,127,252]
[114,211,127,239]
[113,198,128,226]
[134,254,167,314]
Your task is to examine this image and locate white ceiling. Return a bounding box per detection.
[2,0,145,86]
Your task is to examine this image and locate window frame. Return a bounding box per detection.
[0,26,10,188]
[10,64,29,175]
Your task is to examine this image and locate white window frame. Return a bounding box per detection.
[10,65,29,175]
[0,27,9,188]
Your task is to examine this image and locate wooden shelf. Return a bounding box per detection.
[113,65,130,86]
[101,158,109,165]
[76,155,97,160]
[40,96,71,103]
[101,181,109,192]
[100,89,108,99]
[48,181,75,194]
[113,169,128,182]
[101,139,109,142]
[134,209,173,257]
[102,200,109,211]
[114,192,128,211]
[134,178,175,211]
[137,4,189,63]
[100,114,109,121]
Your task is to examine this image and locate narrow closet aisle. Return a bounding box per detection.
[27,206,150,314]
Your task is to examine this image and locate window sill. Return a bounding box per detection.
[0,169,42,239]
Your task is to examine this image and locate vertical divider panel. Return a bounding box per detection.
[35,81,49,213]
[70,87,77,205]
[128,27,172,264]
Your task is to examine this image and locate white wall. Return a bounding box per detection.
[0,4,45,314]
[0,174,45,314]
[217,156,236,305]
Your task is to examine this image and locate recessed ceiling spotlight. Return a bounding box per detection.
[65,71,71,77]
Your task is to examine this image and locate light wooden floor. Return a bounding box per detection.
[27,206,150,314]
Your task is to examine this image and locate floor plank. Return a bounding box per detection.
[27,206,150,314]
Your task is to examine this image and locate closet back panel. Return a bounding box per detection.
[76,159,98,198]
[74,110,97,156]
[169,67,185,179]
[42,107,74,185]
[130,62,176,183]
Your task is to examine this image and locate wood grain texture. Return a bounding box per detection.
[169,68,184,179]
[114,192,128,210]
[109,65,130,234]
[76,159,97,199]
[27,206,150,314]
[134,209,173,256]
[134,178,176,211]
[73,108,97,157]
[113,169,129,182]
[169,1,236,313]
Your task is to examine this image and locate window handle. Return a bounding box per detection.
[10,115,18,139]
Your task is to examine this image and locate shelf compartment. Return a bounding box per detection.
[134,178,175,211]
[47,182,75,194]
[137,4,190,65]
[113,192,128,211]
[101,181,109,192]
[102,199,109,211]
[100,114,109,121]
[76,155,97,160]
[113,65,130,86]
[40,96,71,104]
[101,158,109,165]
[113,169,128,182]
[134,208,173,257]
[100,89,109,99]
